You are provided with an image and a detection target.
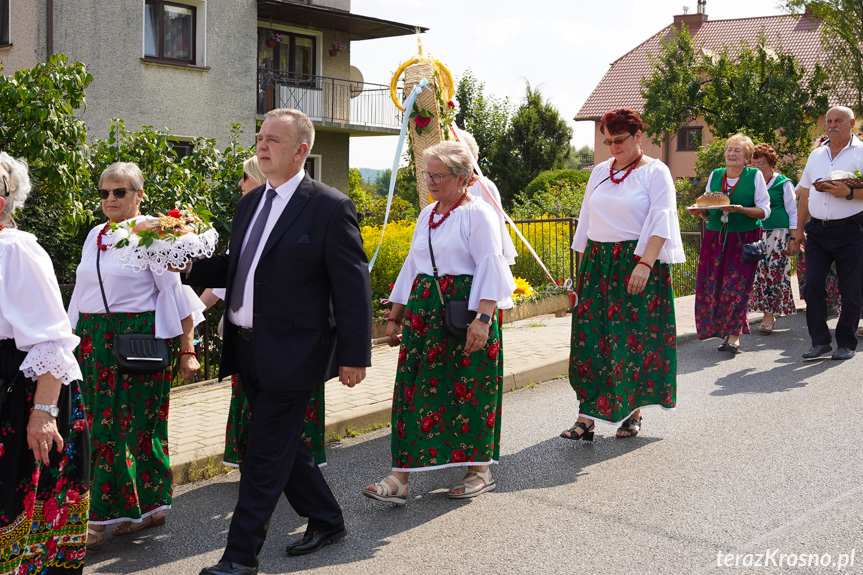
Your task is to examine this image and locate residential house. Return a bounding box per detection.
[575,2,836,179]
[0,0,423,192]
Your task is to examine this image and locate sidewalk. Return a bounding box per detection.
[168,279,804,484]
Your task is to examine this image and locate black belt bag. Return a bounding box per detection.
[96,249,170,374]
[428,226,475,340]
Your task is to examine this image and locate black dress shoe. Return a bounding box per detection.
[285,524,347,556]
[802,344,832,359]
[199,560,258,575]
[832,347,856,360]
[725,343,741,354]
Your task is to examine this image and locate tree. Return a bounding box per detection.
[641,27,830,177]
[454,70,513,175]
[490,84,573,207]
[783,0,863,115]
[565,145,595,170]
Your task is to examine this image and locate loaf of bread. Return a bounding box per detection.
[696,191,730,207]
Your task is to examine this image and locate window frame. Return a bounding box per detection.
[257,25,321,79]
[677,126,703,152]
[0,0,10,46]
[304,154,321,181]
[144,0,197,66]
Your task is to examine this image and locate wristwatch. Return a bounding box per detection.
[477,313,493,325]
[846,188,855,200]
[33,404,59,418]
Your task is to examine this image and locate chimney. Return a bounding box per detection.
[674,0,708,34]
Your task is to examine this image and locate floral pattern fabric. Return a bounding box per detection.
[568,240,676,424]
[695,229,762,339]
[0,341,90,575]
[223,376,326,467]
[749,228,797,316]
[796,253,841,312]
[391,274,503,470]
[75,312,173,524]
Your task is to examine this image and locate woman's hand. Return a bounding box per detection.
[627,263,651,295]
[464,319,490,355]
[686,207,709,220]
[385,319,402,347]
[179,353,201,383]
[27,409,64,465]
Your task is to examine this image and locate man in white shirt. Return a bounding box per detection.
[790,106,863,360]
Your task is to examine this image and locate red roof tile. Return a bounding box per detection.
[576,13,837,120]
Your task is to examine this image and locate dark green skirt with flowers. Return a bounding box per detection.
[223,376,326,467]
[391,274,503,470]
[75,312,173,524]
[569,240,677,424]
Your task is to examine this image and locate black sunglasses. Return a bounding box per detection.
[98,187,135,199]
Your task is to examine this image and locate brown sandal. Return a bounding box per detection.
[616,417,642,438]
[113,511,166,536]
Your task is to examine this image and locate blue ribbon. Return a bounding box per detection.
[368,78,428,272]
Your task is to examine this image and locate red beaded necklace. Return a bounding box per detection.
[721,169,742,197]
[429,190,468,229]
[609,151,644,184]
[96,223,111,251]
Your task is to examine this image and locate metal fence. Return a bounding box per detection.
[257,69,401,130]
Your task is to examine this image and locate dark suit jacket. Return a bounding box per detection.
[186,174,372,390]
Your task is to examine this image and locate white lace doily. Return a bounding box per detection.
[106,226,219,275]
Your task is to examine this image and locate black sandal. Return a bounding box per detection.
[616,417,642,438]
[560,420,595,441]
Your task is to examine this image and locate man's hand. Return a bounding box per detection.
[820,180,853,199]
[339,366,366,387]
[788,231,805,254]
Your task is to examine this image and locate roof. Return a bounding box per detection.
[257,1,427,41]
[575,13,830,121]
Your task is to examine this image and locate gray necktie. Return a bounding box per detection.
[229,188,277,313]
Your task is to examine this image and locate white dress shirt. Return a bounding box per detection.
[390,200,517,311]
[68,221,205,339]
[0,229,82,384]
[799,137,863,220]
[228,170,305,328]
[572,159,686,264]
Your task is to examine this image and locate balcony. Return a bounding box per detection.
[257,68,402,135]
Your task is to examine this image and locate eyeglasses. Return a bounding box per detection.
[602,134,632,147]
[750,161,771,168]
[98,187,135,199]
[421,170,455,184]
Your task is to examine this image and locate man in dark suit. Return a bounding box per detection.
[186,109,371,575]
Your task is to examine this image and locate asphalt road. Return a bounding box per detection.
[83,311,863,575]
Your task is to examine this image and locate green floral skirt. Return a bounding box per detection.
[391,274,503,471]
[75,312,173,525]
[224,376,326,467]
[569,240,677,424]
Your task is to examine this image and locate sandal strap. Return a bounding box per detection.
[370,474,408,497]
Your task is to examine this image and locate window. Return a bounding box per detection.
[145,0,196,64]
[170,139,194,160]
[0,0,9,45]
[257,28,317,81]
[677,126,703,151]
[304,155,320,181]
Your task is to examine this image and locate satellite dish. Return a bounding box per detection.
[349,66,364,99]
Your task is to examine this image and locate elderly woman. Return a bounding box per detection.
[200,156,325,470]
[689,134,770,353]
[67,162,203,550]
[562,109,685,441]
[0,153,91,573]
[748,144,798,333]
[362,140,516,503]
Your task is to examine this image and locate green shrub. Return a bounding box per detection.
[523,169,590,199]
[511,182,586,219]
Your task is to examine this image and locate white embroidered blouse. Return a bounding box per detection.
[67,220,205,339]
[390,199,517,311]
[571,159,686,264]
[0,229,82,384]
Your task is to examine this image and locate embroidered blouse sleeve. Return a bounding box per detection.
[753,171,772,220]
[152,269,205,339]
[635,162,686,264]
[0,234,82,384]
[783,180,798,230]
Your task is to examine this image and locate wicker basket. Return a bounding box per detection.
[403,61,443,209]
[812,177,863,192]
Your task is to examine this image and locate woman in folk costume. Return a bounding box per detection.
[562,109,685,441]
[748,143,798,333]
[0,152,91,574]
[363,140,515,504]
[689,134,770,353]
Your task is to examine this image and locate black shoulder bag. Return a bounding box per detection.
[428,225,475,340]
[741,239,767,263]
[96,249,170,374]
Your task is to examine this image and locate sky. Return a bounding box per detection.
[347,0,792,170]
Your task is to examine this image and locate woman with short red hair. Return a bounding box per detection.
[748,143,797,333]
[562,108,684,441]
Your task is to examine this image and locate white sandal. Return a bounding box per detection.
[362,474,408,504]
[448,468,496,499]
[87,528,105,551]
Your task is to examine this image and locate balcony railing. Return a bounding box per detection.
[257,69,402,131]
